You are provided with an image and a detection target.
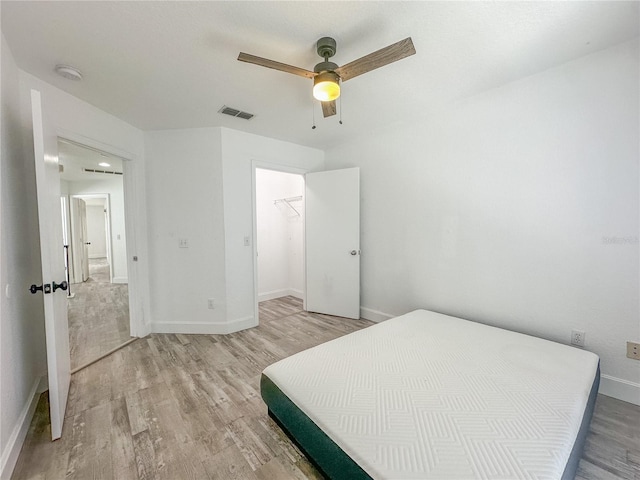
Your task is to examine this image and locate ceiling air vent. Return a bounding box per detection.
[219,105,254,120]
[82,168,123,175]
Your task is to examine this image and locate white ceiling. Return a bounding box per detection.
[58,140,123,183]
[3,1,638,150]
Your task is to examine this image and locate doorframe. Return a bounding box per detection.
[70,193,113,283]
[60,195,72,285]
[57,131,149,337]
[251,160,309,324]
[68,196,88,284]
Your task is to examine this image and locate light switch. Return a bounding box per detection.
[179,238,189,248]
[244,236,250,246]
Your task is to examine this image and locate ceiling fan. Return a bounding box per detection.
[238,37,416,118]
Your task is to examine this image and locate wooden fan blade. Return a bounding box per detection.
[335,37,416,82]
[238,52,316,79]
[321,100,337,118]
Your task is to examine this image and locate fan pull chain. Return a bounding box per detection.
[312,98,316,130]
[339,94,343,125]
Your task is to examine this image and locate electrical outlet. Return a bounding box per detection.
[179,238,189,248]
[207,298,215,310]
[571,330,585,347]
[627,341,640,360]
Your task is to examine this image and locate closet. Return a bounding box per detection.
[255,168,304,303]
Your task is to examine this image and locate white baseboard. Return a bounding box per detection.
[225,316,258,333]
[360,306,394,323]
[258,288,303,302]
[1,375,47,480]
[258,289,290,302]
[151,316,257,335]
[289,288,303,299]
[600,374,640,406]
[111,276,128,284]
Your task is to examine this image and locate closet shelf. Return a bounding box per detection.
[274,196,303,216]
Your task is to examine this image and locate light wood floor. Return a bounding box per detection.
[68,257,131,370]
[12,297,640,479]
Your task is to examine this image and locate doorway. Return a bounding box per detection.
[254,168,305,321]
[69,194,113,283]
[58,140,132,371]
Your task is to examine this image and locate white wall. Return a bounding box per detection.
[86,204,107,258]
[18,72,143,158]
[68,177,128,283]
[59,179,69,195]
[221,128,324,329]
[256,169,304,301]
[286,177,305,297]
[145,128,228,333]
[17,70,149,335]
[144,127,323,334]
[0,34,47,479]
[1,45,147,478]
[325,39,640,404]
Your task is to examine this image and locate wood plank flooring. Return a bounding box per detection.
[12,296,640,480]
[68,257,131,370]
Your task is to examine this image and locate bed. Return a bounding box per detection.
[261,309,600,480]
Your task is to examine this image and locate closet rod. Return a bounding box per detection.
[274,195,302,203]
[274,196,303,216]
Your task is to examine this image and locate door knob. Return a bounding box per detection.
[53,281,68,292]
[30,283,51,294]
[350,250,359,256]
[85,242,91,245]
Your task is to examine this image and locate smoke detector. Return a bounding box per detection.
[55,65,83,81]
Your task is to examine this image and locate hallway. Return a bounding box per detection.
[68,257,131,370]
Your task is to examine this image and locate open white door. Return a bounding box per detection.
[305,167,360,319]
[80,200,89,281]
[31,90,71,440]
[70,198,89,283]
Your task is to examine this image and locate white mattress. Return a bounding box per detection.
[263,309,600,480]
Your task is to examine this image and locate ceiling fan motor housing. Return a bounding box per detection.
[317,37,337,59]
[314,61,339,74]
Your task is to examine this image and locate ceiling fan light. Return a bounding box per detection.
[313,72,340,102]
